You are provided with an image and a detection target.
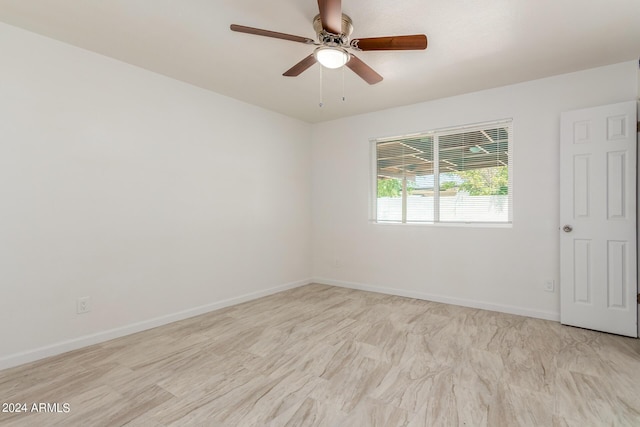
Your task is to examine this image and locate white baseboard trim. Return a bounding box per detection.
[0,278,312,372]
[313,277,561,322]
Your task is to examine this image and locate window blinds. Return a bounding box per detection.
[375,120,512,223]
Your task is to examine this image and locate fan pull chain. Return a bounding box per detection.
[341,66,346,102]
[318,66,324,108]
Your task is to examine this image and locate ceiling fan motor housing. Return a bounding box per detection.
[313,13,353,46]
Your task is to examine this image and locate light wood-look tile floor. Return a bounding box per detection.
[1,284,640,426]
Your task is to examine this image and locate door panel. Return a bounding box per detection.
[607,240,627,309]
[560,101,637,337]
[606,151,626,219]
[573,239,591,304]
[573,155,590,218]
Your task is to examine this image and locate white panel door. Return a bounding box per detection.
[560,101,637,337]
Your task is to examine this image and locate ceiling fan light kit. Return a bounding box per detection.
[314,46,349,69]
[230,0,427,85]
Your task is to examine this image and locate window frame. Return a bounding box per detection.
[370,119,513,226]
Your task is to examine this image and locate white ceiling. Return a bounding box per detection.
[0,0,639,123]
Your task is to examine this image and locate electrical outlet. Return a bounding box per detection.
[77,296,91,314]
[543,279,555,292]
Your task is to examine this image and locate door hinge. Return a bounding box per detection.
[637,293,640,304]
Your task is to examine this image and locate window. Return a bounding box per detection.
[372,120,512,224]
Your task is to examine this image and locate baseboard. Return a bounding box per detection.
[0,278,312,371]
[314,277,561,322]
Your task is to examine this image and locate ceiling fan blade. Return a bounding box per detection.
[317,0,342,34]
[352,34,428,51]
[230,24,315,44]
[346,54,383,85]
[283,54,318,77]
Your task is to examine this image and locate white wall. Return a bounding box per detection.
[311,61,638,320]
[0,23,312,369]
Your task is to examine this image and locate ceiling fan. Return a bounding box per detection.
[230,0,427,85]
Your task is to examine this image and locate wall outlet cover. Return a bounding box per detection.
[77,296,91,314]
[544,279,555,292]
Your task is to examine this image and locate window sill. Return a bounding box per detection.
[371,221,513,229]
